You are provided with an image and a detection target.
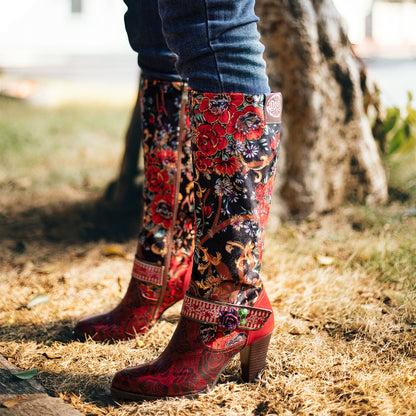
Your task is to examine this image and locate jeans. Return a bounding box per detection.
[123,0,270,94]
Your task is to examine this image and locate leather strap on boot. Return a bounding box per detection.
[132,257,164,286]
[181,293,272,331]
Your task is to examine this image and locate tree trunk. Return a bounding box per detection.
[108,0,388,220]
[104,80,143,206]
[255,0,388,219]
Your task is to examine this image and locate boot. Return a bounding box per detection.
[74,76,195,341]
[111,90,282,399]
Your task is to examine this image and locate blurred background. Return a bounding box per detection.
[0,0,138,106]
[0,0,416,108]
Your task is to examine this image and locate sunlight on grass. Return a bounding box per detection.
[0,97,130,192]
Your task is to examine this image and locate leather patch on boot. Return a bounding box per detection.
[132,258,164,286]
[181,294,272,331]
[264,92,282,124]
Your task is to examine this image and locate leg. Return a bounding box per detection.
[111,0,283,398]
[123,0,179,81]
[158,0,270,93]
[74,1,195,341]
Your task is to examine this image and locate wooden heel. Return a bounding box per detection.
[240,333,272,382]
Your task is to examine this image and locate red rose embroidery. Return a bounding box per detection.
[257,199,271,228]
[199,350,229,379]
[255,182,267,201]
[204,206,213,218]
[212,155,241,176]
[146,166,169,193]
[199,94,243,124]
[270,131,280,150]
[151,193,173,228]
[195,124,227,156]
[156,148,177,166]
[167,277,181,298]
[226,107,264,141]
[194,151,213,174]
[266,175,275,199]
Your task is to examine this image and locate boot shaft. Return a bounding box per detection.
[138,76,194,264]
[189,91,282,306]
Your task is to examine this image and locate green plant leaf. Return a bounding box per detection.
[403,120,411,138]
[407,106,416,124]
[12,368,38,380]
[388,129,405,156]
[383,108,400,134]
[27,293,49,309]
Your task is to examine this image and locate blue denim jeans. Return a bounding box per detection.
[123,0,270,94]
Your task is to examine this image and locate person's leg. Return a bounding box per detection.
[74,1,195,341]
[158,0,270,93]
[75,75,195,341]
[111,0,283,399]
[123,0,179,81]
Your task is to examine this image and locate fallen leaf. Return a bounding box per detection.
[117,276,123,293]
[314,254,335,266]
[43,352,62,359]
[2,396,25,408]
[135,335,145,348]
[405,374,416,385]
[27,293,49,309]
[101,245,127,258]
[12,368,38,380]
[35,265,58,274]
[2,315,15,327]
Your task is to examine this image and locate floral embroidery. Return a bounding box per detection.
[189,91,281,307]
[218,308,241,331]
[74,77,196,342]
[137,76,195,304]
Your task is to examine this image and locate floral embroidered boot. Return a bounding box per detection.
[111,90,282,399]
[74,76,195,341]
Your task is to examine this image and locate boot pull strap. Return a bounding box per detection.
[132,257,164,286]
[264,92,283,124]
[181,294,272,331]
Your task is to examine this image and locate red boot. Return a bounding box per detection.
[74,77,195,341]
[111,90,282,398]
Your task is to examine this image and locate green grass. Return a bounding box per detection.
[387,151,416,205]
[0,97,130,191]
[365,242,416,287]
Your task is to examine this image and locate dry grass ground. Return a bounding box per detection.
[0,96,415,415]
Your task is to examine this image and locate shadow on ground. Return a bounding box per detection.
[0,187,143,245]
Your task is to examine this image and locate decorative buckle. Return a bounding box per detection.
[181,294,272,331]
[132,258,164,286]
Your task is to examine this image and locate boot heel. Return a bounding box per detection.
[240,333,272,382]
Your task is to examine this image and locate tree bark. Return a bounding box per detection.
[255,0,388,220]
[104,81,143,206]
[108,0,388,220]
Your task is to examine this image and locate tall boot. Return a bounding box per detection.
[74,76,195,341]
[111,90,282,399]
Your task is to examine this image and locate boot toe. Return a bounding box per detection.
[73,313,122,341]
[111,364,169,400]
[73,313,102,340]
